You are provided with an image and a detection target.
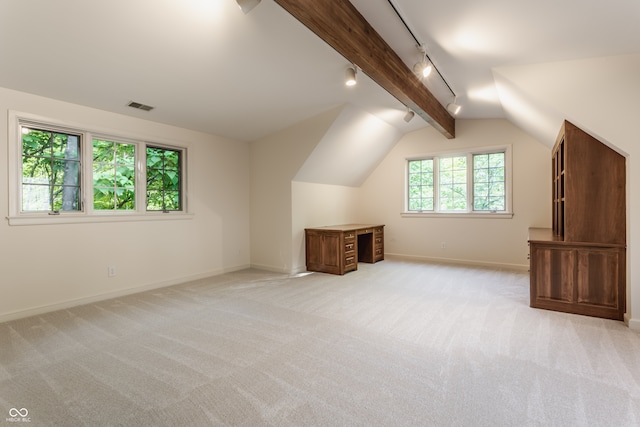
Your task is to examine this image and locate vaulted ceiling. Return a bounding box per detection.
[1,0,638,147]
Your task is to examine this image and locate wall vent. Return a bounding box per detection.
[127,101,154,111]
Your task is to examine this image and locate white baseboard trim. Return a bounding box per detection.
[385,253,530,272]
[626,315,640,332]
[0,264,250,324]
[249,263,297,275]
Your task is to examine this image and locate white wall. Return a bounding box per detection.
[250,107,342,273]
[291,182,360,272]
[0,87,250,322]
[357,119,551,269]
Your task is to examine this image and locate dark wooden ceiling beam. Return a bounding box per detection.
[272,0,455,139]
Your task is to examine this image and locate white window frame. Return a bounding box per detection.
[402,145,513,219]
[7,111,192,226]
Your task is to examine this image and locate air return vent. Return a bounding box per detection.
[127,101,154,111]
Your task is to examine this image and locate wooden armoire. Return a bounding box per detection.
[528,121,626,320]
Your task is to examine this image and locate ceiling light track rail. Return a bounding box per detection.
[385,0,457,99]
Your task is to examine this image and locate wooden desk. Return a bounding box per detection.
[305,224,384,275]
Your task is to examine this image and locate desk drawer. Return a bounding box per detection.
[374,227,384,261]
[344,231,357,272]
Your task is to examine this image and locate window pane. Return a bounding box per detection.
[52,185,80,211]
[93,139,114,162]
[22,184,50,211]
[93,139,136,210]
[146,146,182,211]
[116,143,135,165]
[407,159,434,211]
[473,152,505,211]
[439,156,466,211]
[146,190,161,210]
[21,127,81,212]
[94,188,115,210]
[116,188,135,210]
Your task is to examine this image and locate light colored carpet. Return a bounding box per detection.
[1,258,639,426]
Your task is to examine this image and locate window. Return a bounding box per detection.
[407,159,433,211]
[146,146,182,211]
[439,155,467,211]
[473,152,505,211]
[406,147,511,216]
[8,112,189,225]
[21,126,82,213]
[93,139,136,210]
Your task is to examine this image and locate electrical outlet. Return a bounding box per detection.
[440,242,446,250]
[108,266,116,277]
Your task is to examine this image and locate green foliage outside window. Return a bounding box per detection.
[473,153,505,211]
[407,151,506,213]
[439,156,467,211]
[408,159,434,211]
[93,139,136,210]
[21,128,81,212]
[146,147,181,211]
[16,118,186,218]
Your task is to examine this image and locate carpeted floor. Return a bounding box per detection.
[1,258,639,426]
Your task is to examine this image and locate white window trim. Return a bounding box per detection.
[402,144,513,219]
[7,110,193,226]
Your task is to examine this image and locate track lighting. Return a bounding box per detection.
[345,66,357,86]
[388,2,461,118]
[447,97,461,115]
[413,60,432,78]
[413,45,432,79]
[403,109,415,123]
[236,0,261,14]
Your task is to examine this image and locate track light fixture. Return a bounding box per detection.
[236,0,261,14]
[387,0,460,116]
[447,97,461,115]
[345,66,357,86]
[413,45,432,79]
[403,109,415,123]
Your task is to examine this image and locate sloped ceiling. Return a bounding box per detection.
[0,0,639,150]
[494,54,640,151]
[294,104,402,187]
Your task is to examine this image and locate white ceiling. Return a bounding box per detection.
[1,0,639,144]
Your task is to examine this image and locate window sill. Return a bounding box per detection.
[401,211,514,219]
[6,212,194,226]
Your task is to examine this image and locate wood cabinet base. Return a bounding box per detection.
[529,229,625,321]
